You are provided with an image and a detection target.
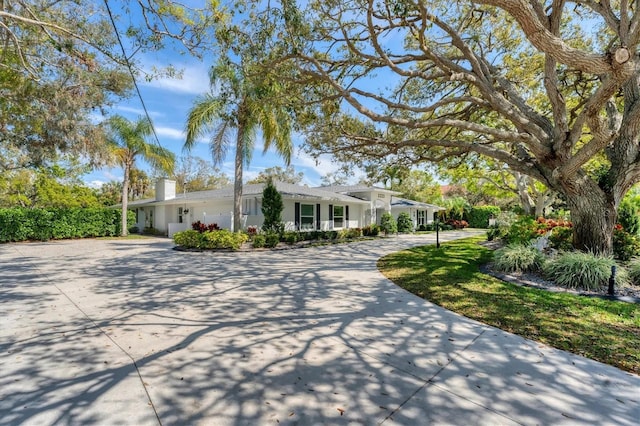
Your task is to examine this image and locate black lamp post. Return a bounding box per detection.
[434,211,440,248]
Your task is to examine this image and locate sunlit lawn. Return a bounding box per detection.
[377,237,640,374]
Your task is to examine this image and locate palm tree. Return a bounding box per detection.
[184,60,293,232]
[107,115,175,236]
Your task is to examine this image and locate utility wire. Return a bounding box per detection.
[102,0,163,148]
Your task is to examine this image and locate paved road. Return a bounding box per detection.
[1,231,638,425]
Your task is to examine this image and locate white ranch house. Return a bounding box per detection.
[128,179,444,237]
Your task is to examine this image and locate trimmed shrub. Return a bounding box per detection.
[261,179,284,234]
[613,226,640,261]
[174,229,247,250]
[493,244,545,273]
[618,199,640,236]
[283,231,298,245]
[445,219,468,229]
[252,234,266,248]
[629,258,640,285]
[397,212,413,233]
[468,206,501,228]
[265,232,280,248]
[543,252,629,291]
[362,224,380,236]
[0,207,131,242]
[173,230,203,248]
[380,212,397,235]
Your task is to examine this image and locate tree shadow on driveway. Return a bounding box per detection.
[1,234,638,425]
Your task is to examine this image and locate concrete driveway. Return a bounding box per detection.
[1,230,638,425]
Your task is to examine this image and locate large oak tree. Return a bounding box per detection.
[272,0,640,254]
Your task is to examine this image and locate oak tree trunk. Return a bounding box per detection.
[565,190,617,255]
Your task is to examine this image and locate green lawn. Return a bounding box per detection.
[377,237,640,374]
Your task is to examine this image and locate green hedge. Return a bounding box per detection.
[174,229,248,250]
[0,208,135,242]
[467,206,501,228]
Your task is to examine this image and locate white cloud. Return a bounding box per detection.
[141,62,210,95]
[115,105,163,117]
[156,126,186,140]
[86,180,106,189]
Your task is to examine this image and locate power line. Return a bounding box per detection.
[102,0,163,148]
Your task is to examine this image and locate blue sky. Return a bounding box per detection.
[86,41,350,189]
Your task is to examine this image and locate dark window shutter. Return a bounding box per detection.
[316,204,320,230]
[295,202,300,231]
[329,204,334,220]
[346,205,350,228]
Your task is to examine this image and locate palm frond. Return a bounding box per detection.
[185,93,224,151]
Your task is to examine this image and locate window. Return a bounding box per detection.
[178,207,184,224]
[333,205,344,228]
[301,204,315,230]
[417,210,426,226]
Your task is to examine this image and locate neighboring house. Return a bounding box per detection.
[390,197,446,229]
[127,179,444,237]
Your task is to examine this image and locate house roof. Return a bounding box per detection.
[125,181,370,207]
[390,196,445,210]
[318,185,401,195]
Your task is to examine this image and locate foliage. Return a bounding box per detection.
[548,226,574,251]
[261,180,284,234]
[617,199,640,236]
[283,232,298,244]
[613,226,640,261]
[396,212,413,233]
[169,155,231,193]
[0,208,134,242]
[252,234,266,248]
[543,252,629,291]
[0,167,102,208]
[282,0,640,254]
[493,245,545,273]
[265,232,280,248]
[247,166,303,185]
[467,206,501,228]
[173,229,248,250]
[246,226,258,238]
[440,197,471,221]
[629,258,640,285]
[362,225,380,237]
[337,228,363,239]
[505,217,543,245]
[379,212,397,235]
[378,237,640,374]
[191,221,220,233]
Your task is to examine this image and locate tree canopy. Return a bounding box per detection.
[264,0,640,253]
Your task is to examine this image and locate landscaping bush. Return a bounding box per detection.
[613,225,640,261]
[548,226,573,251]
[0,207,132,242]
[173,230,203,248]
[283,231,298,245]
[246,226,258,238]
[467,206,501,228]
[174,229,248,250]
[618,199,640,236]
[486,225,506,241]
[493,244,545,273]
[362,224,380,236]
[252,234,266,248]
[417,224,428,232]
[380,212,397,235]
[192,221,220,233]
[396,212,413,233]
[265,232,280,248]
[504,216,540,244]
[629,258,640,285]
[543,252,629,291]
[347,227,363,238]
